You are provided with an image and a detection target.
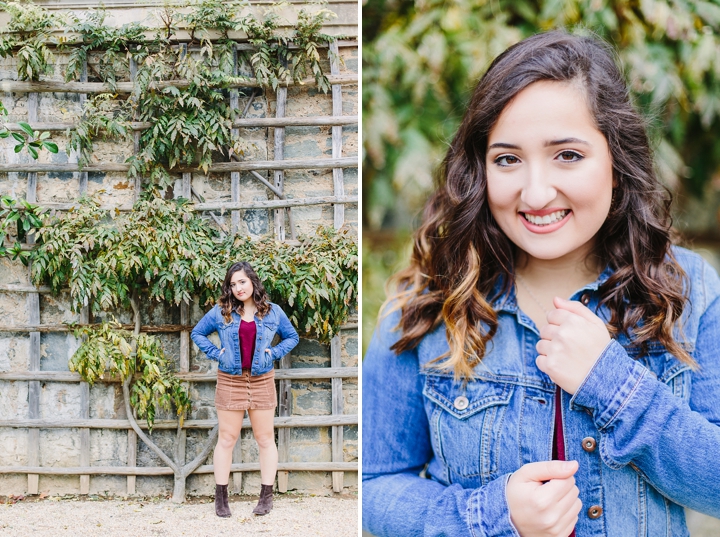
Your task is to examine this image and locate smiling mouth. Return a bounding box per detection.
[521,209,570,226]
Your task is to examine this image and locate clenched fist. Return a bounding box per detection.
[535,297,611,395]
[507,460,582,537]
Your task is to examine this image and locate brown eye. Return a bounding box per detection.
[495,154,520,166]
[558,151,582,162]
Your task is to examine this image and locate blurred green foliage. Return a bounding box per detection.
[363,0,720,231]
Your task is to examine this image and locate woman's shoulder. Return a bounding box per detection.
[671,245,720,310]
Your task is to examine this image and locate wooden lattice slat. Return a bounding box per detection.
[25,92,41,497]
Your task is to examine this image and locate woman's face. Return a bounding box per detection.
[485,80,614,265]
[229,270,254,302]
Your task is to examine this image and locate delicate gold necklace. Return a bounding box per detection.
[515,273,550,314]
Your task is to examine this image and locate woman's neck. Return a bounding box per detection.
[240,299,257,320]
[515,244,602,290]
[514,250,602,328]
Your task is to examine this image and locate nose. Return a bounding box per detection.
[520,163,557,209]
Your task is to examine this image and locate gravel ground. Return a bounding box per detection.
[0,493,358,537]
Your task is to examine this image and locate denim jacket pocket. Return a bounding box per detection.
[423,374,513,480]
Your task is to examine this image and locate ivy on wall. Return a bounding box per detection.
[71,321,191,431]
[3,195,357,343]
[0,0,356,478]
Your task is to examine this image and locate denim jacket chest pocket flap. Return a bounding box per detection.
[422,373,514,480]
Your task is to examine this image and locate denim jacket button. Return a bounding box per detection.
[453,396,469,410]
[580,292,591,306]
[588,505,603,519]
[582,437,597,452]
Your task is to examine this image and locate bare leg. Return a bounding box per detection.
[214,409,245,485]
[248,408,277,485]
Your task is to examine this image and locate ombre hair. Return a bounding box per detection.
[384,30,691,379]
[218,261,271,322]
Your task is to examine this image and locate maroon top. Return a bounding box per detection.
[553,386,576,537]
[239,319,257,370]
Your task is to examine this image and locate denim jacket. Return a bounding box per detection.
[362,247,720,537]
[191,303,299,376]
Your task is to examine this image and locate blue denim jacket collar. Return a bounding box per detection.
[489,265,615,314]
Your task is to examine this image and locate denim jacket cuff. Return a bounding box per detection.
[569,339,648,431]
[468,473,520,537]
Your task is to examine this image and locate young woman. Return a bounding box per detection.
[362,31,720,537]
[191,261,299,518]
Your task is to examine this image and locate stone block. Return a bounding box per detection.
[0,293,29,326]
[90,429,128,466]
[136,475,173,496]
[292,381,332,415]
[0,259,29,286]
[0,380,29,420]
[37,476,81,495]
[0,336,30,372]
[39,429,80,467]
[40,332,79,371]
[342,334,358,367]
[0,474,27,496]
[89,383,123,419]
[40,291,81,325]
[39,382,81,420]
[89,475,128,496]
[0,428,28,465]
[287,471,331,493]
[186,471,215,496]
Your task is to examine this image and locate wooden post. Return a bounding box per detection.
[78,60,91,495]
[230,47,241,236]
[26,92,40,496]
[176,172,191,471]
[329,42,346,493]
[127,57,140,494]
[331,335,343,492]
[78,62,89,195]
[229,48,244,490]
[273,87,286,241]
[130,58,141,202]
[274,81,290,492]
[329,41,345,230]
[276,353,291,493]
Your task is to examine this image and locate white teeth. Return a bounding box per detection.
[523,210,568,225]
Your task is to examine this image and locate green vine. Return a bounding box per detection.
[71,321,191,431]
[0,195,44,262]
[0,98,57,160]
[0,1,60,81]
[17,0,342,188]
[4,194,357,341]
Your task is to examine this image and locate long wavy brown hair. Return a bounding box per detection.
[385,30,692,378]
[218,261,271,322]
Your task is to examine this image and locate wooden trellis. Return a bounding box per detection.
[0,38,358,497]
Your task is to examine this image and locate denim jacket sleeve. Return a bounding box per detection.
[570,258,720,517]
[190,305,221,361]
[268,305,299,360]
[362,309,519,537]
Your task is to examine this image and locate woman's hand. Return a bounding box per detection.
[507,460,582,537]
[535,297,611,395]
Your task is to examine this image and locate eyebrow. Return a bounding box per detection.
[487,137,591,150]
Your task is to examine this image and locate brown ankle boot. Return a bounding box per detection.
[215,484,231,517]
[252,484,273,515]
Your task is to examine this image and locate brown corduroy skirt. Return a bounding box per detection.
[215,368,277,411]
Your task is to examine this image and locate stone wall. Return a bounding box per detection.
[0,5,358,497]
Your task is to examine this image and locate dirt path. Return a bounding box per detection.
[0,493,358,537]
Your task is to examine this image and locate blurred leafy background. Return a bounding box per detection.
[362,0,720,355]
